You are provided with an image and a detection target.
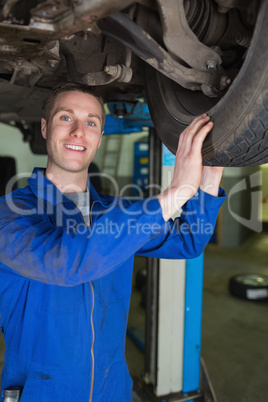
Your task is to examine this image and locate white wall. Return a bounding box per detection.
[0,122,148,187]
[0,123,47,187]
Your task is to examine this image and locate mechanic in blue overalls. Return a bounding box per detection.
[0,82,225,401]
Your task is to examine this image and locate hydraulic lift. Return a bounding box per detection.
[104,101,217,402]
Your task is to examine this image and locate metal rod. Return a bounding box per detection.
[144,127,161,384]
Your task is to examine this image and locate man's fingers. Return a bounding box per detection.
[178,114,210,152]
[191,120,213,154]
[177,114,207,151]
[176,114,213,159]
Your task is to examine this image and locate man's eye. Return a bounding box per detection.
[86,121,95,127]
[61,115,71,121]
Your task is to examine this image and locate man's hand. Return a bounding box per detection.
[157,114,224,221]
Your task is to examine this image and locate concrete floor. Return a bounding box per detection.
[201,235,268,402]
[0,233,268,401]
[127,233,268,402]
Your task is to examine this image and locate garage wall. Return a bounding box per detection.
[0,122,148,194]
[93,130,148,195]
[220,166,261,247]
[0,123,47,170]
[260,164,268,222]
[0,123,47,189]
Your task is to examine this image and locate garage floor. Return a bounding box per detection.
[127,232,268,402]
[0,233,268,401]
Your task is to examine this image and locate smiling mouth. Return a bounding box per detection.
[64,144,86,151]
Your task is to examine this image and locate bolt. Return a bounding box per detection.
[104,65,119,77]
[220,75,232,89]
[49,60,57,68]
[206,60,218,70]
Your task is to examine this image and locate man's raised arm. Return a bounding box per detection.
[157,114,224,221]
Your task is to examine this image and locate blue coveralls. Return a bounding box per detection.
[0,168,225,401]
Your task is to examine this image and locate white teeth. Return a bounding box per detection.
[65,144,85,151]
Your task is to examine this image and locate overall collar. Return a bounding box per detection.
[28,167,109,208]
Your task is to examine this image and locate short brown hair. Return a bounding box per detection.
[43,82,106,131]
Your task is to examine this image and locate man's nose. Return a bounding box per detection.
[70,120,84,138]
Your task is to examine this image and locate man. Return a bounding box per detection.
[0,82,225,401]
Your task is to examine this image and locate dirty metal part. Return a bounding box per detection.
[83,67,132,85]
[9,65,20,85]
[216,8,253,49]
[104,64,133,82]
[0,38,60,86]
[7,58,45,86]
[206,60,218,70]
[220,75,232,88]
[30,1,102,36]
[0,1,130,45]
[201,84,219,97]
[235,30,252,48]
[73,0,136,23]
[98,12,221,91]
[59,42,132,85]
[201,73,231,97]
[135,0,158,11]
[30,2,72,22]
[30,2,75,33]
[2,0,20,19]
[215,0,254,13]
[184,0,227,46]
[76,22,101,37]
[156,0,222,71]
[30,0,136,34]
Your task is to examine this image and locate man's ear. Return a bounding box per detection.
[41,118,47,140]
[97,131,104,149]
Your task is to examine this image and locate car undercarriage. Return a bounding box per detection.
[0,0,267,166]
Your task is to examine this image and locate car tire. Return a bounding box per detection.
[145,0,268,167]
[229,273,268,301]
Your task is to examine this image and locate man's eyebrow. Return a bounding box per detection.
[52,107,74,117]
[87,113,101,122]
[52,108,101,122]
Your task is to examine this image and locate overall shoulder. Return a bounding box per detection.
[0,186,37,216]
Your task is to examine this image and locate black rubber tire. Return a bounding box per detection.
[145,0,268,167]
[229,273,268,301]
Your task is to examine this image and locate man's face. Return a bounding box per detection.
[41,91,103,177]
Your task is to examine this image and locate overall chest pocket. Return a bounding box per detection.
[98,264,132,305]
[29,282,84,314]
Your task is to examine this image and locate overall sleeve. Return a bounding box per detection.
[0,189,225,286]
[0,196,168,286]
[136,188,226,259]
